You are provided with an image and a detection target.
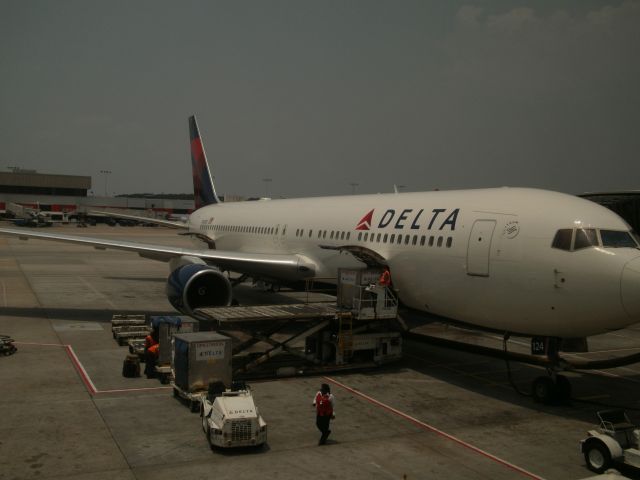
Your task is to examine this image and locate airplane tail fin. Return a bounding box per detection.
[189,115,220,208]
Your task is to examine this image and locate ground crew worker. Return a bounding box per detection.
[145,343,159,378]
[313,383,335,445]
[143,330,159,378]
[378,266,391,287]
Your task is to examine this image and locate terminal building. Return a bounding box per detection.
[0,169,194,217]
[1,169,637,230]
[580,192,640,232]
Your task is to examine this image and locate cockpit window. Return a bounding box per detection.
[601,230,638,248]
[574,228,598,250]
[552,229,573,251]
[632,231,640,246]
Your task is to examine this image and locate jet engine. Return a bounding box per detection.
[166,263,232,315]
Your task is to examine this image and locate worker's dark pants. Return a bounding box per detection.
[316,415,331,443]
[144,351,157,378]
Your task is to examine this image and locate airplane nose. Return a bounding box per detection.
[622,256,640,319]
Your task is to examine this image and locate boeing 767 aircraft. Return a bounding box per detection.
[1,116,639,402]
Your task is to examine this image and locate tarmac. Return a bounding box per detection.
[1,224,639,480]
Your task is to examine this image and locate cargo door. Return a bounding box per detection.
[467,220,496,277]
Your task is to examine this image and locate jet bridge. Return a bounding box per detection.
[192,268,402,379]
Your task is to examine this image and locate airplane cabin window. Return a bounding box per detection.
[341,232,345,240]
[390,234,395,243]
[446,237,453,248]
[420,235,425,246]
[437,236,443,247]
[346,232,350,240]
[574,228,598,250]
[377,233,381,242]
[601,230,638,248]
[383,234,388,243]
[428,236,434,247]
[330,231,334,239]
[358,232,362,241]
[552,229,573,251]
[397,235,402,245]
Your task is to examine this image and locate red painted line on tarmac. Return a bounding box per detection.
[14,341,168,396]
[324,376,545,480]
[65,345,98,395]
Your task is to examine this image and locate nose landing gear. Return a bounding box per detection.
[504,333,573,405]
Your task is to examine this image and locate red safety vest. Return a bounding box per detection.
[315,392,333,416]
[379,269,391,286]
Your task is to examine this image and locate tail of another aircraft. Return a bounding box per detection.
[189,115,220,209]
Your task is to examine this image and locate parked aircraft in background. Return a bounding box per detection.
[1,115,639,402]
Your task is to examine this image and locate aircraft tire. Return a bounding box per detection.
[207,426,215,450]
[532,376,555,403]
[555,375,572,403]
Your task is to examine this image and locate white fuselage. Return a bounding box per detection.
[188,187,640,338]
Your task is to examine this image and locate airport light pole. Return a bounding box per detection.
[263,178,272,197]
[349,182,359,195]
[100,170,112,197]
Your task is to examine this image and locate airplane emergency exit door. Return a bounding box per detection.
[467,220,496,276]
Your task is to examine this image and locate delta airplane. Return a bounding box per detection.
[1,116,639,401]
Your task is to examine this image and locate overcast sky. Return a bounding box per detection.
[1,1,639,198]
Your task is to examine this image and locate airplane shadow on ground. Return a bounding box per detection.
[0,307,176,322]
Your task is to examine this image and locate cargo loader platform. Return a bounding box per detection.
[194,302,338,327]
[195,303,401,379]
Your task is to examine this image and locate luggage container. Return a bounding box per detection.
[151,316,199,365]
[172,332,232,410]
[150,316,198,383]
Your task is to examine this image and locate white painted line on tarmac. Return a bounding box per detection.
[324,376,546,480]
[583,368,640,384]
[563,347,640,355]
[96,386,173,394]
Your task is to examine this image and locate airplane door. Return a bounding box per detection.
[467,220,496,277]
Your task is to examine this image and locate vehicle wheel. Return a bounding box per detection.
[584,441,611,474]
[207,426,215,450]
[555,375,572,403]
[532,376,555,403]
[201,409,208,433]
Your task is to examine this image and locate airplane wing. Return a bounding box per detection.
[88,210,188,229]
[0,227,315,279]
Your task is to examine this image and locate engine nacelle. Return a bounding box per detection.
[166,264,232,315]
